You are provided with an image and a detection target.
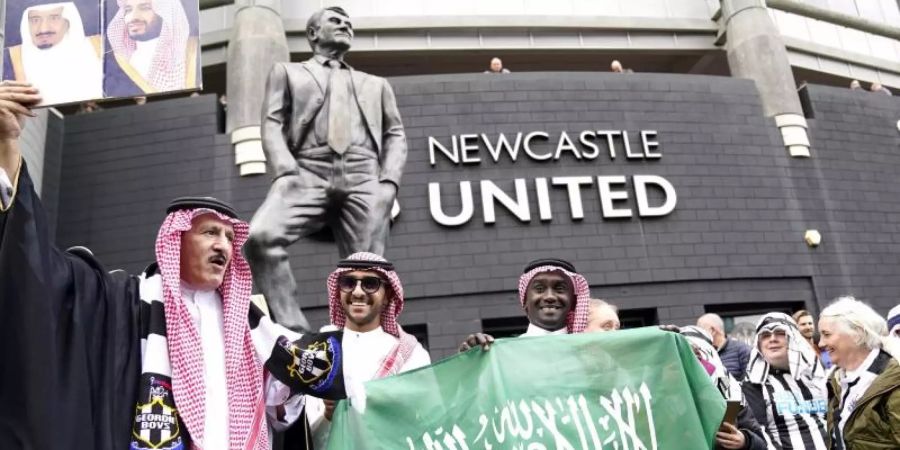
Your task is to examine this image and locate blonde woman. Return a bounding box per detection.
[819,297,900,450]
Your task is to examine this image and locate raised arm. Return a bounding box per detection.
[0,82,143,449]
[0,81,39,187]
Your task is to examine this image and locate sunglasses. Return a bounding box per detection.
[338,275,386,294]
[758,329,787,340]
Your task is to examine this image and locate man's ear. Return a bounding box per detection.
[307,26,318,44]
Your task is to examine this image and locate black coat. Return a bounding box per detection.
[0,163,142,449]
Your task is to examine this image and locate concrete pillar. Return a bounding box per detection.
[226,0,289,176]
[720,0,810,158]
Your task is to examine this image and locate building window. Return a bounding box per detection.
[619,307,658,329]
[403,323,429,351]
[482,316,529,338]
[482,307,657,335]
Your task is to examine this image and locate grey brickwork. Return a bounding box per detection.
[789,85,900,314]
[54,75,900,359]
[41,111,64,237]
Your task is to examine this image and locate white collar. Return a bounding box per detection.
[131,37,159,77]
[843,348,880,381]
[522,323,567,337]
[179,281,219,304]
[134,37,160,51]
[344,326,388,339]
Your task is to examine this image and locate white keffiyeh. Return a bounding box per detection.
[747,312,825,384]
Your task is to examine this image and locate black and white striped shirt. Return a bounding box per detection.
[744,370,829,449]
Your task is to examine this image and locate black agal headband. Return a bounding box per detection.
[756,316,797,332]
[167,196,239,219]
[523,258,577,274]
[336,258,395,272]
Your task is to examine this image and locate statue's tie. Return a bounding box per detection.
[327,60,352,154]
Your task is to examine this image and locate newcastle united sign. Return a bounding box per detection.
[426,129,677,226]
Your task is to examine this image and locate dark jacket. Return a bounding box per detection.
[826,350,900,450]
[720,338,752,378]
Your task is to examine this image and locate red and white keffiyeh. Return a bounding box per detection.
[107,0,189,91]
[155,208,268,450]
[518,264,591,334]
[326,252,418,376]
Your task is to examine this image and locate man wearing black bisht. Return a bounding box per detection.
[0,81,345,450]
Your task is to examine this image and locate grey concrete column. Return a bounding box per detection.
[226,0,289,176]
[720,0,810,157]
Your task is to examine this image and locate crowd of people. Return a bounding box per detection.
[455,259,900,450]
[1,76,899,449]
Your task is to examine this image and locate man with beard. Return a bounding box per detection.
[0,83,342,450]
[744,313,828,449]
[3,2,103,105]
[459,258,591,351]
[304,252,430,448]
[794,309,831,368]
[105,0,200,97]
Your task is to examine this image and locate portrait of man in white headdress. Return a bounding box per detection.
[2,1,103,105]
[103,0,201,98]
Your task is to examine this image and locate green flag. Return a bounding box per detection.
[327,327,725,449]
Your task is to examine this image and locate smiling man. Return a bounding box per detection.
[104,0,200,96]
[459,258,591,351]
[304,252,430,447]
[793,309,831,368]
[743,313,828,450]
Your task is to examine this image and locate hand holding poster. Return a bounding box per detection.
[2,0,201,107]
[327,328,726,450]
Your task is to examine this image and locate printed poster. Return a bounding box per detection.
[3,0,201,106]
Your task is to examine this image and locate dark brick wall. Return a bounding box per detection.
[41,110,64,237]
[790,86,900,314]
[54,75,900,359]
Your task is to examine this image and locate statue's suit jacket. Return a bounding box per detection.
[262,59,407,186]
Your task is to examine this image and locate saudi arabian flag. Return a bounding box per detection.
[326,327,726,450]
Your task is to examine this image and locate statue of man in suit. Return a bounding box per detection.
[245,6,407,331]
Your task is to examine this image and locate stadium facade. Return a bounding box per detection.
[7,0,900,358]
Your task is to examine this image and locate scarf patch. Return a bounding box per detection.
[131,374,185,450]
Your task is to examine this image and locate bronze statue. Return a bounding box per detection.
[245,6,407,331]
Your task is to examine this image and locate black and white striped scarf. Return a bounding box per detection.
[130,269,345,450]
